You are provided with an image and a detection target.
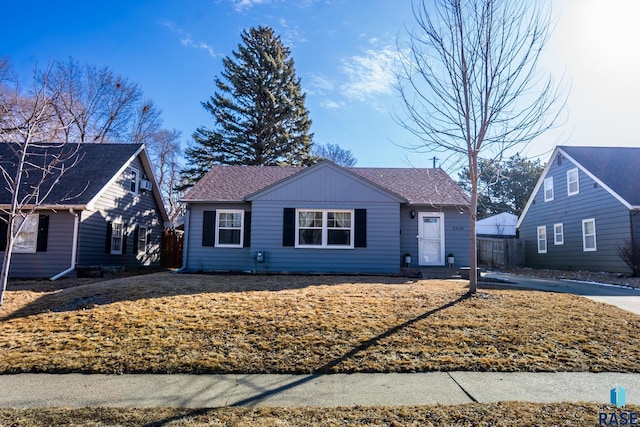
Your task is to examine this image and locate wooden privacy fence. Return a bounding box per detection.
[477,237,523,268]
[161,229,184,268]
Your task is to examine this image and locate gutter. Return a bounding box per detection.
[50,209,80,281]
[173,207,190,273]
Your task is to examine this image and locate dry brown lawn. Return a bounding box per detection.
[1,272,639,374]
[2,403,639,426]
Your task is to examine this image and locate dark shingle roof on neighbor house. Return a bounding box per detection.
[560,146,640,207]
[183,163,470,206]
[0,142,145,207]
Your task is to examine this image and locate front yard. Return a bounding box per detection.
[1,272,638,374]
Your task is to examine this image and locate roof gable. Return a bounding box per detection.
[0,142,169,223]
[517,146,640,228]
[246,161,407,203]
[559,146,640,207]
[183,162,470,207]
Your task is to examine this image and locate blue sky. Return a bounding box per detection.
[2,0,639,172]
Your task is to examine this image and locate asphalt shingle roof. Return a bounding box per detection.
[0,142,142,206]
[560,146,640,206]
[183,163,470,206]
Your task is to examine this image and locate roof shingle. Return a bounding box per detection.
[0,142,142,206]
[183,163,470,206]
[560,146,640,206]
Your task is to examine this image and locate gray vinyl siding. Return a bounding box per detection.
[77,156,164,268]
[520,157,631,273]
[399,206,470,268]
[252,201,399,274]
[2,211,75,278]
[185,202,253,272]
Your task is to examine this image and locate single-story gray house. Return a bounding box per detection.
[0,143,169,279]
[181,161,470,274]
[518,145,640,273]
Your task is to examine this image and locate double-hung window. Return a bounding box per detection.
[111,221,124,254]
[543,177,554,202]
[13,214,39,253]
[296,209,353,248]
[567,168,579,196]
[216,210,244,247]
[582,218,597,252]
[537,225,547,254]
[138,226,148,253]
[554,223,564,245]
[128,168,139,194]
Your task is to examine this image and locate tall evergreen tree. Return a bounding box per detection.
[182,26,313,187]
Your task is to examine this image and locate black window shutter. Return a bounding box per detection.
[0,215,7,251]
[282,208,295,247]
[243,211,251,248]
[133,225,139,254]
[202,210,215,247]
[354,209,367,248]
[105,221,112,253]
[36,214,49,252]
[122,223,127,254]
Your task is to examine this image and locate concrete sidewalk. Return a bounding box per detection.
[0,372,639,408]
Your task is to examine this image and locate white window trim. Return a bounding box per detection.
[12,213,39,253]
[543,177,554,202]
[138,225,148,253]
[567,168,579,196]
[128,167,139,194]
[582,218,597,252]
[111,221,124,255]
[537,225,547,254]
[215,209,244,248]
[295,209,354,249]
[553,223,564,245]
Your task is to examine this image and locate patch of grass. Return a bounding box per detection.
[1,273,639,374]
[1,403,637,426]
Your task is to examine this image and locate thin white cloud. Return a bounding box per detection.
[231,0,269,12]
[159,20,216,57]
[340,47,397,102]
[320,99,346,110]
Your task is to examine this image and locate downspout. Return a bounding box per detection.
[174,207,190,273]
[50,209,80,281]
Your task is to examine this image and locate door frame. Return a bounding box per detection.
[418,212,445,266]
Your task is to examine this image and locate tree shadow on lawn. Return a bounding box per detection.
[230,292,472,407]
[2,272,423,320]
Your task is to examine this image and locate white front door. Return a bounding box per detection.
[418,212,445,266]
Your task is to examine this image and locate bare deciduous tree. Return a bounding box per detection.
[43,58,162,144]
[146,129,185,224]
[0,66,82,310]
[395,0,565,293]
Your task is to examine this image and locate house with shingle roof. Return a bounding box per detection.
[181,161,470,275]
[0,143,169,279]
[517,146,640,273]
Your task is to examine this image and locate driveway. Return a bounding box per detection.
[483,271,640,315]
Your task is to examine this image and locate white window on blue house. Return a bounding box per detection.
[543,177,554,202]
[582,218,597,252]
[567,168,579,196]
[296,209,353,248]
[554,223,564,245]
[138,226,148,253]
[537,225,547,253]
[13,214,39,253]
[111,221,124,254]
[216,210,244,247]
[128,168,139,194]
